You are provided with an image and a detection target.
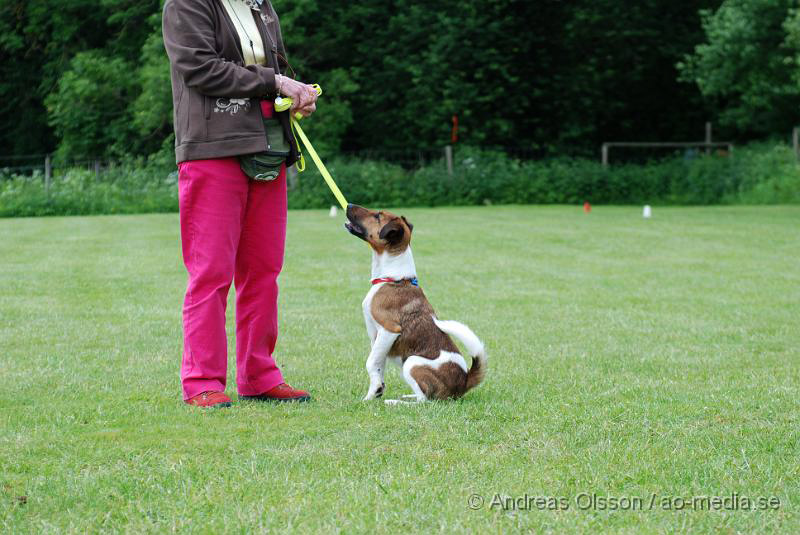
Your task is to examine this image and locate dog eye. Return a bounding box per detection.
[373,214,380,220]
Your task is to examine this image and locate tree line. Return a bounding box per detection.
[1,0,799,163]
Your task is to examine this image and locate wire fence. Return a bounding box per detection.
[5,121,800,176]
[339,147,445,167]
[0,155,125,177]
[5,132,795,183]
[0,144,547,179]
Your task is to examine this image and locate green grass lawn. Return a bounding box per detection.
[1,205,798,533]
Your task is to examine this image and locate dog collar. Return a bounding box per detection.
[371,277,418,286]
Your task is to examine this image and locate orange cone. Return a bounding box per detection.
[583,202,591,213]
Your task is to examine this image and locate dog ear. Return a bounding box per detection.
[379,219,405,245]
[401,216,413,233]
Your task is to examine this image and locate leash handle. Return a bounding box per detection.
[275,84,322,172]
[274,84,322,119]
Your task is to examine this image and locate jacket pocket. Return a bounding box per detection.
[204,97,263,142]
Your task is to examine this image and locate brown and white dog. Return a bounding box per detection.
[344,204,487,402]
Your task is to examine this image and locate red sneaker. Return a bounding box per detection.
[240,383,311,403]
[185,391,232,408]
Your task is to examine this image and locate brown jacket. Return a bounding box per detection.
[162,0,299,164]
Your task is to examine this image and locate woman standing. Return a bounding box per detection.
[163,0,317,407]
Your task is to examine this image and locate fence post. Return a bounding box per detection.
[601,144,609,167]
[705,122,712,155]
[444,145,453,175]
[94,160,101,181]
[44,154,52,194]
[793,127,799,162]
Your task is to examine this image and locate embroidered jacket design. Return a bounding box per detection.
[214,97,251,115]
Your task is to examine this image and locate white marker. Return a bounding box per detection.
[643,205,652,218]
[329,205,338,217]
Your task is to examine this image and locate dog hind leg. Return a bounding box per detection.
[401,356,448,401]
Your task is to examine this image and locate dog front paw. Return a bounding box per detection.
[362,382,385,401]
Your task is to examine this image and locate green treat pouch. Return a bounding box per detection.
[239,117,290,181]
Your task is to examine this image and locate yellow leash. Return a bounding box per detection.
[275,85,349,211]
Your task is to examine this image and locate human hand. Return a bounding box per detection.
[277,75,318,117]
[294,99,317,118]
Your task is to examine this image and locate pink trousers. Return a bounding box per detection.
[178,101,286,400]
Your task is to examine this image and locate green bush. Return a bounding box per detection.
[1,143,798,217]
[722,143,800,204]
[0,160,177,217]
[289,143,800,209]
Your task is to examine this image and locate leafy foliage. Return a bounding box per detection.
[2,0,724,161]
[0,0,111,155]
[277,0,719,154]
[679,0,800,136]
[45,51,138,160]
[5,0,800,170]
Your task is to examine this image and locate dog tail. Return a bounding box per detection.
[433,318,487,391]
